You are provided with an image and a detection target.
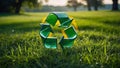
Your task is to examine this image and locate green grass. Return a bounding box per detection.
[0,11,120,68]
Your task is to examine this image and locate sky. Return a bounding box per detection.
[41,0,120,6]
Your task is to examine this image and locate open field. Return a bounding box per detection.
[0,11,120,68]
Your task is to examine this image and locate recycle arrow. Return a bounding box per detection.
[39,12,77,49]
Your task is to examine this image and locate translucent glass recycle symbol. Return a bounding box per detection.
[39,12,78,49]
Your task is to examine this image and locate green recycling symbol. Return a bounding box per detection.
[39,12,77,49]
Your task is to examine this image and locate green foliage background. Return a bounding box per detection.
[0,11,120,68]
[0,0,39,13]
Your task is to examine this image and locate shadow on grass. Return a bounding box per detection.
[78,25,120,34]
[0,21,40,34]
[74,17,120,26]
[0,13,32,17]
[102,20,120,26]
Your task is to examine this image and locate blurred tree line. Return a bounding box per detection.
[0,0,119,14]
[67,0,119,11]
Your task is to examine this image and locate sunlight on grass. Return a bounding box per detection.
[0,11,120,68]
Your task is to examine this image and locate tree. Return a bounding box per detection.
[67,0,82,11]
[112,0,119,11]
[82,0,103,11]
[0,0,41,14]
[93,0,98,11]
[86,0,92,11]
[0,0,14,13]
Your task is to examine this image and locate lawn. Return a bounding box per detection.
[0,11,120,68]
